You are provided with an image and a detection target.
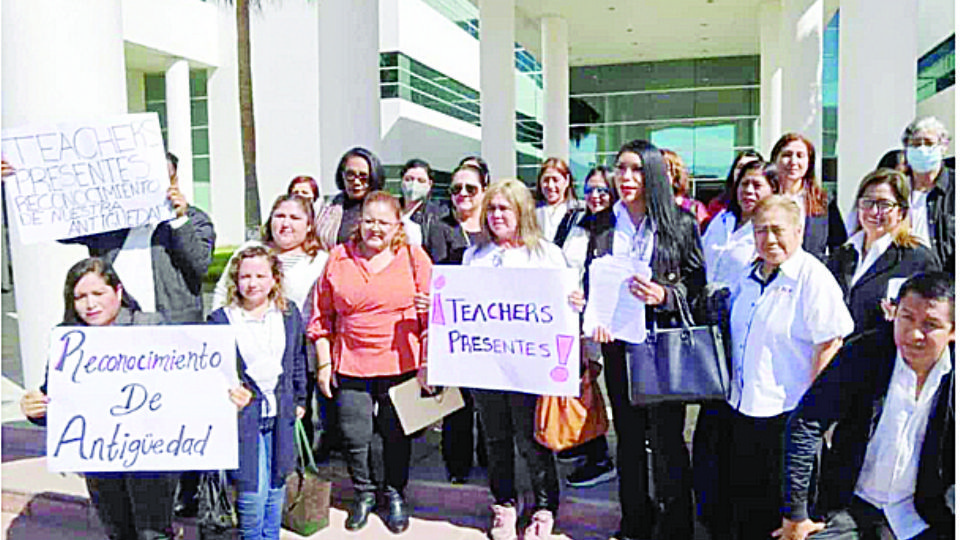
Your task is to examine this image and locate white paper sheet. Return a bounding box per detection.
[583,256,651,344]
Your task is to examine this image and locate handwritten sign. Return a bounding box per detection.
[427,267,580,396]
[2,113,173,244]
[45,325,238,473]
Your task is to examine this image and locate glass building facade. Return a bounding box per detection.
[918,34,956,102]
[569,56,760,199]
[144,70,212,211]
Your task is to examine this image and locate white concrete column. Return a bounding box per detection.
[166,59,194,200]
[779,0,823,163]
[480,0,517,180]
[318,0,381,199]
[541,15,569,163]
[2,0,126,390]
[759,0,784,156]
[836,0,918,215]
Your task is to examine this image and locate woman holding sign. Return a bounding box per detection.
[588,139,706,540]
[308,191,432,535]
[20,257,198,540]
[208,244,307,540]
[463,178,585,540]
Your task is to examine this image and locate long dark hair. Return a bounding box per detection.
[771,133,828,216]
[62,257,131,325]
[334,147,386,193]
[728,160,778,222]
[615,139,685,268]
[719,149,763,206]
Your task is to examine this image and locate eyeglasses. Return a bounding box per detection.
[449,183,480,196]
[857,198,901,212]
[907,137,940,148]
[584,186,611,197]
[361,218,398,229]
[344,170,370,183]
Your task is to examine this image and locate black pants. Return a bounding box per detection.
[728,407,790,540]
[813,497,936,540]
[602,341,694,540]
[441,388,487,478]
[473,389,560,513]
[693,401,734,540]
[85,472,178,540]
[337,373,413,497]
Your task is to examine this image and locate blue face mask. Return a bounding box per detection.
[906,146,943,173]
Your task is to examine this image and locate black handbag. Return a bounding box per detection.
[625,288,730,405]
[196,470,237,540]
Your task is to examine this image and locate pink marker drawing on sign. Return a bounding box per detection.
[431,275,446,325]
[550,334,576,382]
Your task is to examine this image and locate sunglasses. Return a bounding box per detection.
[584,186,611,197]
[449,183,480,196]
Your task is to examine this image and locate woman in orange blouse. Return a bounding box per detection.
[307,191,431,535]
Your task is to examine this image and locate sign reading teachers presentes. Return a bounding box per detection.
[46,326,239,473]
[427,267,580,396]
[2,113,173,244]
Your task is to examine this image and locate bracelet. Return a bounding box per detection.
[318,362,332,369]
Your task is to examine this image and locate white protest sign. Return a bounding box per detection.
[2,113,173,244]
[427,267,580,396]
[45,325,238,473]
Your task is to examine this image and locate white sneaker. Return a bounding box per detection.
[490,504,518,540]
[522,509,554,540]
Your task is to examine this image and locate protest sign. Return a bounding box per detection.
[2,113,173,244]
[45,325,239,473]
[426,267,580,396]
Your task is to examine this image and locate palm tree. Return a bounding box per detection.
[234,0,261,239]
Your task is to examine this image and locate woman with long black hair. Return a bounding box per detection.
[588,139,706,540]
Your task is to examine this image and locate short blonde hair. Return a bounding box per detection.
[753,195,804,229]
[477,178,543,252]
[225,244,287,312]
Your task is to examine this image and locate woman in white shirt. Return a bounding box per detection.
[534,158,583,247]
[826,168,940,333]
[726,195,853,540]
[701,161,779,288]
[464,178,583,540]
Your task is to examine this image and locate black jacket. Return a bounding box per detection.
[804,198,848,262]
[582,206,706,326]
[62,207,216,323]
[407,199,450,263]
[827,242,940,333]
[921,166,955,273]
[427,212,476,265]
[783,327,955,537]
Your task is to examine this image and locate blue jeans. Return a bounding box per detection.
[237,428,286,540]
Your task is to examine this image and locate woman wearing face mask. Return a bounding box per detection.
[770,133,847,260]
[535,158,583,247]
[20,257,234,540]
[398,158,449,260]
[827,168,940,333]
[315,147,387,251]
[900,116,954,272]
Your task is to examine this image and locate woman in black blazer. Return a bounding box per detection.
[771,133,847,260]
[587,139,706,540]
[827,168,940,333]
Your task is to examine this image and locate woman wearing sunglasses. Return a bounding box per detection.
[426,161,491,484]
[553,165,619,489]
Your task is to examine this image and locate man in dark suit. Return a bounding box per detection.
[778,272,954,540]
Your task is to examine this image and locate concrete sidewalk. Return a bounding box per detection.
[2,422,622,540]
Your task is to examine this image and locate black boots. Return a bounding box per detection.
[384,492,410,534]
[345,492,377,531]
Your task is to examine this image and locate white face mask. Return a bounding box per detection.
[906,146,943,173]
[401,181,431,202]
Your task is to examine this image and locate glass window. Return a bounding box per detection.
[189,70,208,97]
[191,128,209,156]
[190,100,208,126]
[145,74,165,102]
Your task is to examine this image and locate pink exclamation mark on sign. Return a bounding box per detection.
[431,276,446,325]
[550,334,575,382]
